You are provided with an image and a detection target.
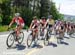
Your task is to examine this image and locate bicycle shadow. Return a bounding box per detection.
[48,42,57,47]
[64,35,75,39]
[31,44,43,48]
[7,46,17,49]
[60,41,69,45]
[16,44,26,50]
[64,36,70,39]
[7,44,26,50]
[70,36,75,38]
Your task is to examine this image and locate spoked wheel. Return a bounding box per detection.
[40,29,44,36]
[57,38,61,44]
[27,33,33,48]
[18,32,24,44]
[44,31,51,46]
[57,33,64,44]
[6,33,14,48]
[27,33,38,48]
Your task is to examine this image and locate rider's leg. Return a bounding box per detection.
[16,25,23,37]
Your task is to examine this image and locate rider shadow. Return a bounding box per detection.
[7,46,17,49]
[60,41,69,45]
[31,44,43,48]
[70,36,75,38]
[16,44,26,50]
[64,36,70,39]
[48,42,57,47]
[7,44,26,50]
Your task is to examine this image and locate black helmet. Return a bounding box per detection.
[41,17,46,19]
[48,15,53,19]
[33,16,37,19]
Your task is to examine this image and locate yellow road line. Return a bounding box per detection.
[26,48,39,55]
[25,35,57,55]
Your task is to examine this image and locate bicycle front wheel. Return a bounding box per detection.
[18,32,24,44]
[44,33,49,46]
[6,33,14,48]
[27,33,33,48]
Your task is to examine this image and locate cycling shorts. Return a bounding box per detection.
[48,24,53,28]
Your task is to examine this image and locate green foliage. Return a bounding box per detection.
[49,1,63,20]
[0,25,8,32]
[0,15,2,24]
[0,0,63,28]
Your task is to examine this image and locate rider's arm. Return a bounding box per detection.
[8,18,15,28]
[29,21,34,29]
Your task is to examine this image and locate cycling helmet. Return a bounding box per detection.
[15,13,20,17]
[48,15,53,19]
[33,16,37,19]
[41,17,46,19]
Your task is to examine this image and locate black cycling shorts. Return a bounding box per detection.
[71,26,73,29]
[48,24,52,28]
[61,26,64,30]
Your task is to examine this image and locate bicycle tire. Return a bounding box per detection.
[18,32,24,44]
[44,32,50,45]
[6,33,14,48]
[27,33,33,48]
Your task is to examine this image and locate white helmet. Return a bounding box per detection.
[15,13,20,17]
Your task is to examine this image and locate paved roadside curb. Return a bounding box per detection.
[0,31,10,35]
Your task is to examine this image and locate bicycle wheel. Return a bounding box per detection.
[44,32,50,45]
[57,33,64,44]
[27,33,33,48]
[6,33,14,48]
[18,32,24,44]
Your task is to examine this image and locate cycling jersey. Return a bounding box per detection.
[12,17,25,27]
[47,19,55,25]
[31,20,39,29]
[40,19,46,26]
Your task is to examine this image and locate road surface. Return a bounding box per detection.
[0,30,75,55]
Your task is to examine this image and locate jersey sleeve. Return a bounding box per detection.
[19,17,24,24]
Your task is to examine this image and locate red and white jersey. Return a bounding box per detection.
[12,17,24,25]
[32,20,40,27]
[40,19,46,25]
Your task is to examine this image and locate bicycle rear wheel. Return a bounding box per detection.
[6,33,14,48]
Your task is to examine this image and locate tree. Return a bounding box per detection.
[40,0,50,18]
[49,0,63,20]
[0,0,63,26]
[0,0,11,25]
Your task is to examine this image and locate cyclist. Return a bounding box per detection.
[40,17,47,32]
[29,16,40,38]
[47,15,55,31]
[8,13,25,39]
[59,20,65,33]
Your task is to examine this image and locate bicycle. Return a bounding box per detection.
[39,26,45,40]
[57,27,65,44]
[6,28,24,48]
[44,27,52,45]
[27,29,38,48]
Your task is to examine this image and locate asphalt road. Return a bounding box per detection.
[0,30,75,55]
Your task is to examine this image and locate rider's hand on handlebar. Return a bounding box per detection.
[7,26,10,31]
